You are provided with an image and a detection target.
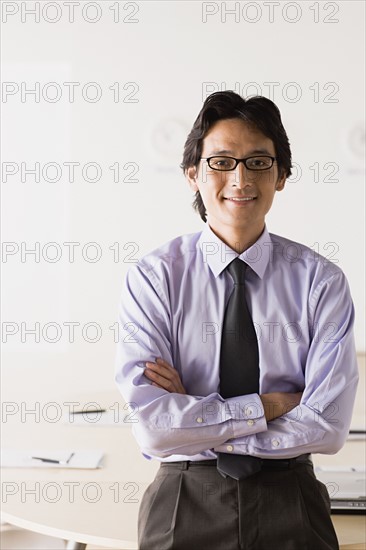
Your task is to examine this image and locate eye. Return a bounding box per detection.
[248,158,264,167]
[209,157,235,170]
[215,159,230,167]
[246,156,272,169]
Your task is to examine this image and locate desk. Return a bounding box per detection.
[1,383,365,549]
[1,386,158,549]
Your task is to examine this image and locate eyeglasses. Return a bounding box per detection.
[201,155,277,171]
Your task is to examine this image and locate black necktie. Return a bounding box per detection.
[217,258,261,480]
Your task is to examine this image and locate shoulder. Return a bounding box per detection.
[126,231,202,286]
[269,232,343,277]
[266,232,351,303]
[140,231,201,269]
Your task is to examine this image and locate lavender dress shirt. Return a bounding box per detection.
[115,223,358,462]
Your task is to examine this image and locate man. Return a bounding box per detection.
[115,91,358,549]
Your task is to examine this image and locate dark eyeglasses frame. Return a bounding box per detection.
[201,155,277,171]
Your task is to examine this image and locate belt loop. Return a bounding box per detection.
[181,461,189,470]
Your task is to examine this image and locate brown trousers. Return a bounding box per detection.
[138,459,339,550]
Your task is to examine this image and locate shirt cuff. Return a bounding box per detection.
[226,393,267,438]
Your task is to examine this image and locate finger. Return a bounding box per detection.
[154,360,186,394]
[149,372,186,395]
[145,362,171,381]
[146,361,176,380]
[156,357,176,371]
[145,360,185,394]
[146,360,168,371]
[144,368,176,391]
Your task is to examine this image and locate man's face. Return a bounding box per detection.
[186,118,286,238]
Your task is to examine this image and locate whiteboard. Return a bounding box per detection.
[2,2,364,387]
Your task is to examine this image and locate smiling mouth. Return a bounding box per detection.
[224,197,257,202]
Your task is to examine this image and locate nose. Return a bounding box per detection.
[231,161,256,188]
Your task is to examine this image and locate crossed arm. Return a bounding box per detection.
[116,264,358,459]
[145,357,302,422]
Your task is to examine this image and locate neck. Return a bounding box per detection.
[207,222,265,254]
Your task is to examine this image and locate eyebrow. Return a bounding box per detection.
[208,148,273,156]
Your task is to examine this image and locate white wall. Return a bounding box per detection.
[2,1,365,390]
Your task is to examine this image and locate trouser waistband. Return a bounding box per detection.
[160,454,312,471]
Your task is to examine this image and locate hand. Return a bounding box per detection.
[144,357,187,395]
[260,392,303,422]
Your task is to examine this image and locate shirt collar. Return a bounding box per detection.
[198,223,272,279]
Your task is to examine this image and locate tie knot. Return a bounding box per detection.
[227,258,247,285]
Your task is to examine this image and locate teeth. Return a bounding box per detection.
[228,197,254,201]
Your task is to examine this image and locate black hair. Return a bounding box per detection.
[181,91,292,222]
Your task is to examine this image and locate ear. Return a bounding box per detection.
[275,171,286,192]
[186,166,199,192]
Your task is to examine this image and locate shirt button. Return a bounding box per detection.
[244,407,253,416]
[247,419,255,426]
[196,417,204,423]
[226,445,234,452]
[272,439,280,447]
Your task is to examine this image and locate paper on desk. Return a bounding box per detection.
[1,449,105,469]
